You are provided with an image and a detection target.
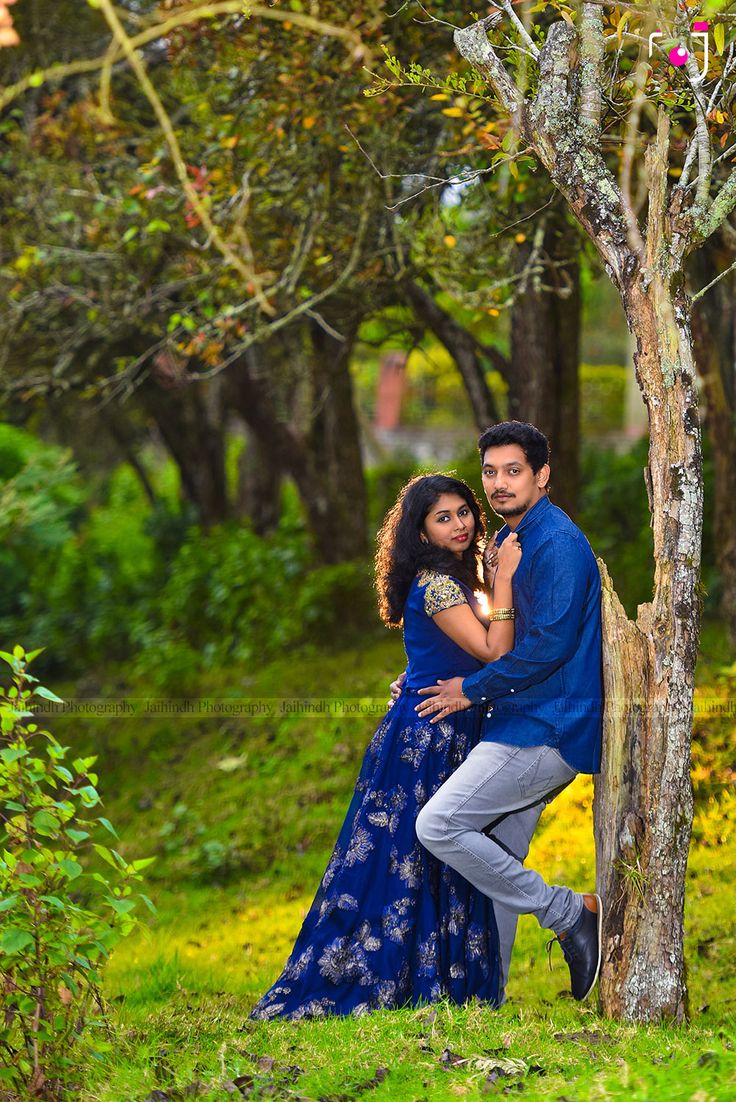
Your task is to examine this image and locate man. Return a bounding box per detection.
[402,421,603,1004]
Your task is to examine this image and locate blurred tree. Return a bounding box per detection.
[690,229,736,647]
[0,0,587,544]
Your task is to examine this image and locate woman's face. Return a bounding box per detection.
[422,492,475,559]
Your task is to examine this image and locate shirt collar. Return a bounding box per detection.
[497,493,550,541]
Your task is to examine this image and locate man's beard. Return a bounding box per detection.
[492,498,527,518]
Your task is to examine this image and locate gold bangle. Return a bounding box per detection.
[488,609,515,622]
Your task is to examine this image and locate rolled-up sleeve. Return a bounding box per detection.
[462,534,589,702]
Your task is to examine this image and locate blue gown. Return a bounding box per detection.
[250,570,500,1019]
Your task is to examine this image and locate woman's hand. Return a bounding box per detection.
[483,531,500,586]
[495,532,522,579]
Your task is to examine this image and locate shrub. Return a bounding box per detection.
[130,521,382,690]
[0,645,154,1098]
[0,428,84,639]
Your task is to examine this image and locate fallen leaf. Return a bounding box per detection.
[440,1048,467,1066]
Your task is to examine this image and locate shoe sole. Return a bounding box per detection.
[580,893,603,1001]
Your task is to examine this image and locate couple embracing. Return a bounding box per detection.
[251,421,603,1020]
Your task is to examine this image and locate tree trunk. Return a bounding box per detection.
[402,279,504,429]
[690,242,736,648]
[509,212,580,518]
[140,361,229,528]
[236,424,282,535]
[306,316,369,563]
[594,272,702,1022]
[229,319,369,564]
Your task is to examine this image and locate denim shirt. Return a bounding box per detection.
[462,495,602,774]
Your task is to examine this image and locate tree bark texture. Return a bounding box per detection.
[140,362,229,528]
[455,12,707,1021]
[236,424,282,535]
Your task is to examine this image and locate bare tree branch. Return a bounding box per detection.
[579,2,604,135]
[453,15,524,117]
[95,0,275,316]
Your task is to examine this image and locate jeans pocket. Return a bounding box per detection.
[516,746,575,802]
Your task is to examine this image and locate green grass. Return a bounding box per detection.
[42,626,736,1101]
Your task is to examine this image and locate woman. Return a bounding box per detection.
[250,474,521,1020]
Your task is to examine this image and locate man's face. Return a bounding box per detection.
[481,444,549,521]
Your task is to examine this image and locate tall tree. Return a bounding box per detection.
[417,0,736,1020]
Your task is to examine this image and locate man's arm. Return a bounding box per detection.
[461,534,594,703]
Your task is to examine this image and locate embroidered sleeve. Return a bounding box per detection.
[418,571,468,617]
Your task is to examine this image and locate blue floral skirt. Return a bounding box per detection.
[250,690,500,1019]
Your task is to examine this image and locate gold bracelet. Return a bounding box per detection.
[488,607,515,622]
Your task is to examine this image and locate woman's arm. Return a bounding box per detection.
[432,535,521,662]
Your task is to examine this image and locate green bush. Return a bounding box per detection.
[0,645,153,1096]
[0,426,84,635]
[20,466,162,671]
[130,521,381,690]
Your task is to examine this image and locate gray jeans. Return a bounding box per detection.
[415,740,582,1000]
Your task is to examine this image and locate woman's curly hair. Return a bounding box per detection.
[375,474,486,626]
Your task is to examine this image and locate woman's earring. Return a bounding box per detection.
[420,534,428,544]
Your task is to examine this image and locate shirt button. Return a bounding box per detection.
[481,696,487,702]
[510,689,515,694]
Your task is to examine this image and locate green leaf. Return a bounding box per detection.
[17,873,43,888]
[145,219,171,234]
[39,895,66,911]
[66,828,91,843]
[139,893,157,914]
[92,844,121,871]
[32,809,60,835]
[122,226,139,243]
[714,23,726,54]
[59,859,83,881]
[0,894,19,913]
[130,857,156,871]
[33,686,65,704]
[25,648,45,663]
[97,817,119,839]
[107,897,136,915]
[0,746,27,764]
[0,927,34,954]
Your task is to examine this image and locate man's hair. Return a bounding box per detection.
[478,421,550,473]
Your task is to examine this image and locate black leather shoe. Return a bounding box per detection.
[548,894,602,1001]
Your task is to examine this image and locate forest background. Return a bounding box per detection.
[0,1,734,1099]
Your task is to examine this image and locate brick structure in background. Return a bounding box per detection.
[0,0,20,48]
[373,351,407,431]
